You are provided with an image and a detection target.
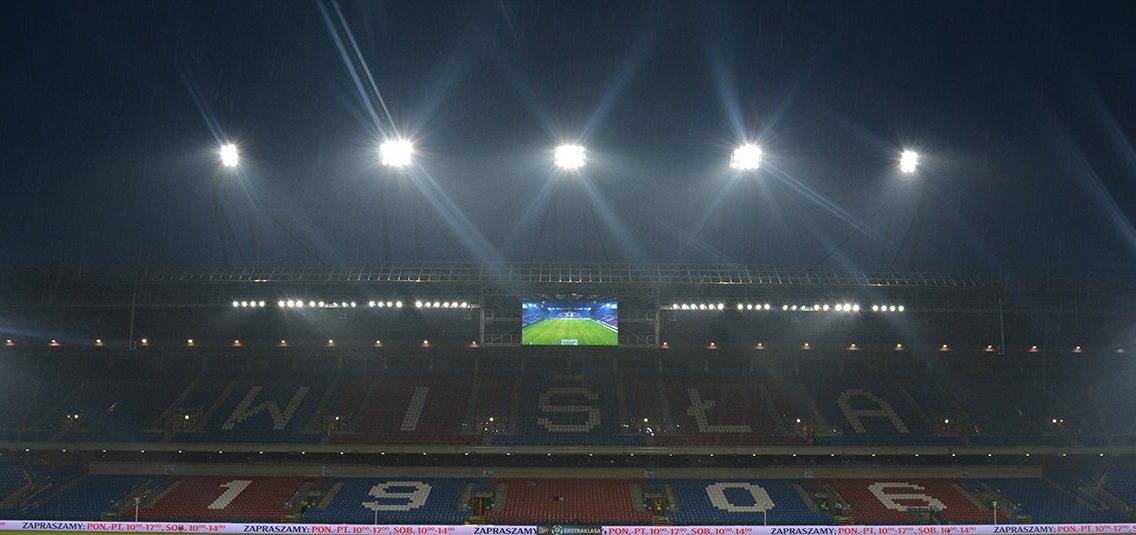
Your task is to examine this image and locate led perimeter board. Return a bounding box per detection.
[521,298,618,346]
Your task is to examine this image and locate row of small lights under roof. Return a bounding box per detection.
[41,448,1115,458]
[672,303,902,312]
[3,339,1119,353]
[663,341,1115,353]
[233,299,472,309]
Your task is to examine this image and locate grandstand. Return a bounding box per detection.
[0,263,1133,527]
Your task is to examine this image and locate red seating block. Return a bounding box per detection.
[142,477,310,522]
[486,479,653,525]
[817,479,1007,524]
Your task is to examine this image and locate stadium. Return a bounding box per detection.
[0,264,1134,532]
[4,1,1136,534]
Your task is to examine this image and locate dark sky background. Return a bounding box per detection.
[3,1,1135,280]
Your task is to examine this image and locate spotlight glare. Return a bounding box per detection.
[730,144,762,170]
[380,139,414,167]
[220,144,239,168]
[900,150,919,174]
[554,144,586,169]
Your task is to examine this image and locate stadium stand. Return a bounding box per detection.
[141,477,310,522]
[303,478,470,524]
[651,374,787,446]
[485,478,652,524]
[173,375,323,444]
[0,464,29,503]
[2,362,1135,448]
[491,371,645,446]
[1101,466,1136,505]
[981,478,1127,523]
[666,479,832,525]
[19,474,157,520]
[817,479,1003,524]
[333,375,476,445]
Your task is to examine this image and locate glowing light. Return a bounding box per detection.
[220,144,239,168]
[899,150,919,174]
[380,139,413,167]
[554,144,586,169]
[730,144,762,170]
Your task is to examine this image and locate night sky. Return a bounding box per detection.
[3,1,1135,279]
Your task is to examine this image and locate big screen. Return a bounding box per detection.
[521,298,618,346]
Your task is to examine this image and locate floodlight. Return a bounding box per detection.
[380,139,413,167]
[899,150,919,174]
[554,144,586,169]
[730,144,762,170]
[220,144,239,168]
